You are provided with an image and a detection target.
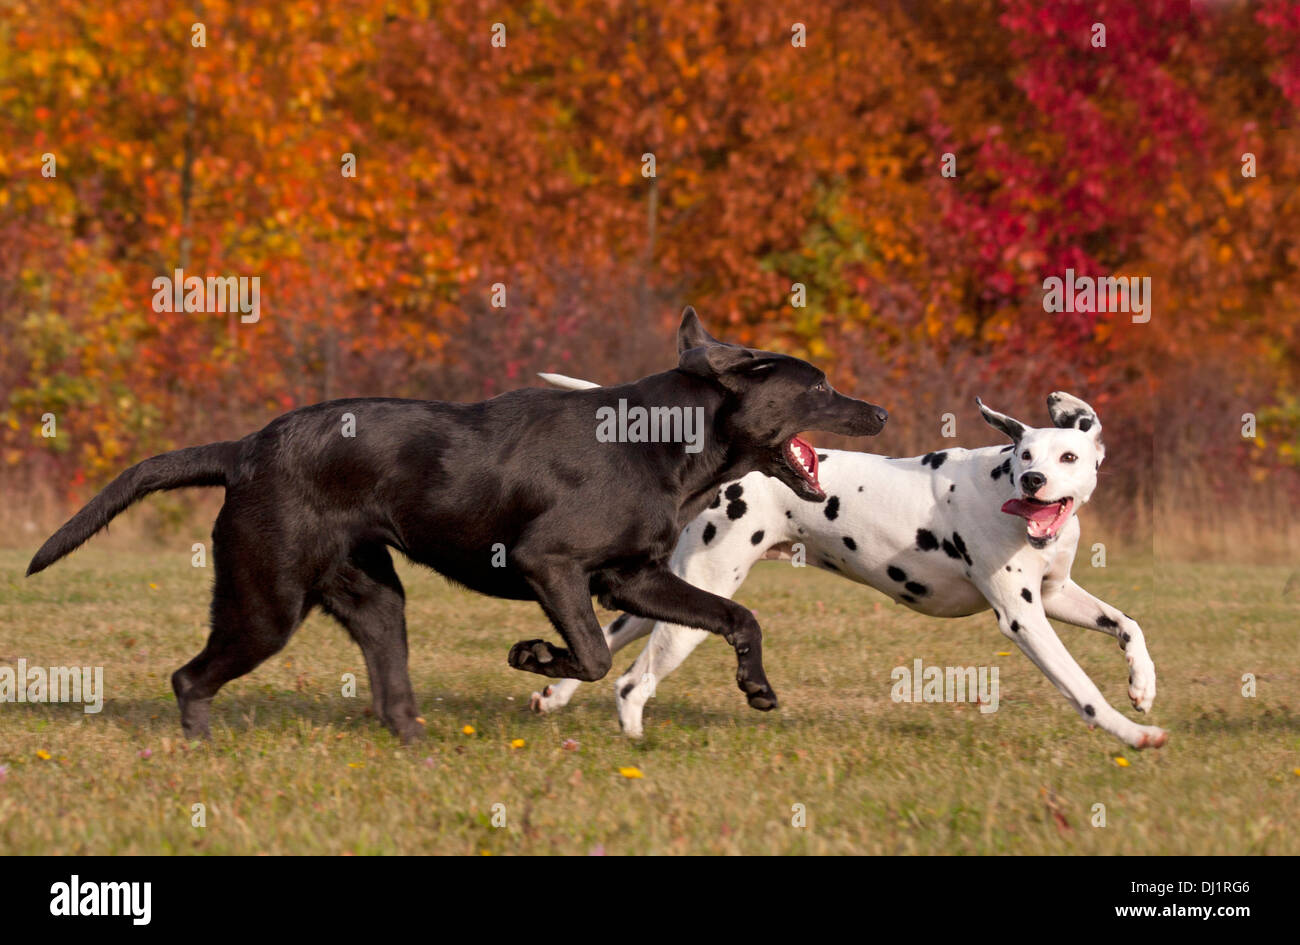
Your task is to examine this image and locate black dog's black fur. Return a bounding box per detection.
[27,309,887,741]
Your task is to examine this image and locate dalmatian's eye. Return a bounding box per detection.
[1061,452,1078,464]
[1021,450,1032,461]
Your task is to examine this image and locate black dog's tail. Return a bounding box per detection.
[26,441,240,576]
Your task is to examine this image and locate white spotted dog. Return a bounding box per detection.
[531,375,1164,750]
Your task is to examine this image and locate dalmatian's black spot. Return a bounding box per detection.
[708,493,721,509]
[992,608,1000,621]
[952,533,972,565]
[901,593,917,604]
[949,484,956,492]
[620,681,636,699]
[725,484,744,500]
[942,539,960,559]
[1005,565,1012,572]
[1001,444,1013,453]
[921,451,948,469]
[726,499,747,520]
[842,536,856,551]
[1121,631,1131,644]
[824,496,840,520]
[904,581,927,596]
[1084,704,1095,717]
[702,523,717,545]
[608,614,631,638]
[887,565,907,583]
[817,453,828,462]
[858,486,864,492]
[1097,615,1118,630]
[1028,535,1049,549]
[1021,588,1033,602]
[1010,620,1020,633]
[1078,418,1093,432]
[991,458,1012,480]
[750,530,765,545]
[916,528,939,552]
[785,510,792,518]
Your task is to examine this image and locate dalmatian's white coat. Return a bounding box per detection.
[532,377,1164,750]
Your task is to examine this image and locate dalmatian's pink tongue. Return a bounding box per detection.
[1001,498,1071,539]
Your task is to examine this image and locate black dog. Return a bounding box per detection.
[27,308,887,741]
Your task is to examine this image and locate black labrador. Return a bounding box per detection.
[27,308,888,741]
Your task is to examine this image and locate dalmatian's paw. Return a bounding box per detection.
[529,679,579,714]
[1130,724,1168,750]
[615,668,654,738]
[1127,653,1157,713]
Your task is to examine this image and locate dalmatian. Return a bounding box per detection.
[529,373,1164,750]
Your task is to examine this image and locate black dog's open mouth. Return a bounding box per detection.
[784,435,823,498]
[1001,496,1074,541]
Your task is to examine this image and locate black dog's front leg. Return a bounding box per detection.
[509,561,613,682]
[605,566,777,711]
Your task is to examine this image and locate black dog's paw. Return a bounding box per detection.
[508,639,563,673]
[737,675,779,711]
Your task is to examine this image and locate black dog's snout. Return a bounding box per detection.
[872,406,889,425]
[1021,471,1046,494]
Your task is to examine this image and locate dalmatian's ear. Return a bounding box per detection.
[1046,392,1101,435]
[1047,391,1105,464]
[975,397,1026,443]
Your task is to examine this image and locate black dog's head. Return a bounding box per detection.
[676,307,887,501]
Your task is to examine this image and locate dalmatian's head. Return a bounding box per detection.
[976,392,1104,548]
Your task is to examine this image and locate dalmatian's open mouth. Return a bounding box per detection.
[784,435,823,498]
[1001,496,1075,541]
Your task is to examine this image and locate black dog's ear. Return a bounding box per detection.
[679,343,756,379]
[677,305,725,355]
[975,397,1026,443]
[1046,391,1102,435]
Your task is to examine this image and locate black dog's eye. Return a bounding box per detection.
[811,381,828,393]
[1060,452,1077,464]
[1021,450,1032,461]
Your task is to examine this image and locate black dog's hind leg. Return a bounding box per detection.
[320,544,423,743]
[508,560,613,682]
[171,515,309,740]
[605,565,777,711]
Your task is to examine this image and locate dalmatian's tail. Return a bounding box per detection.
[537,372,600,391]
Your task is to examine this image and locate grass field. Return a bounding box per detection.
[1,547,1297,855]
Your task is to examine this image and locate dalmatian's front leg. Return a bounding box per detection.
[1041,579,1156,713]
[986,583,1167,749]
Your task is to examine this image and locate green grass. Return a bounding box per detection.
[0,548,1297,854]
